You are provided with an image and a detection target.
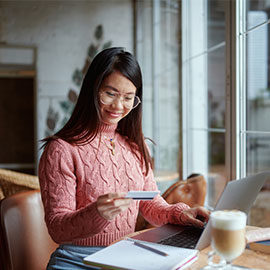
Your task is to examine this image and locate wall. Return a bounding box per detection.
[0,0,133,165]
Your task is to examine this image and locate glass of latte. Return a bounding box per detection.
[204,210,247,269]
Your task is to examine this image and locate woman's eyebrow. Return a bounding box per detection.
[104,85,136,95]
[104,85,119,92]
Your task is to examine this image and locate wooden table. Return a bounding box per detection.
[189,246,270,269]
[124,228,270,269]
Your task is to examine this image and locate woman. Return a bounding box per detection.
[39,47,209,269]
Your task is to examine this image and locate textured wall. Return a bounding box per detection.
[0,0,133,162]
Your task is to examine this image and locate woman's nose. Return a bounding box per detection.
[112,96,124,109]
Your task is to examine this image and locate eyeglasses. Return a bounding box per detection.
[99,90,141,109]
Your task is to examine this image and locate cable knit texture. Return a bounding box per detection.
[38,124,189,246]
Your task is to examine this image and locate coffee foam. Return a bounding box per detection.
[211,210,246,230]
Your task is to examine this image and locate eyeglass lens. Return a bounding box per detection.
[100,92,140,109]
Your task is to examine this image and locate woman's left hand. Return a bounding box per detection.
[179,206,210,227]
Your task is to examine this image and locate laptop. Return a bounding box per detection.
[132,171,270,251]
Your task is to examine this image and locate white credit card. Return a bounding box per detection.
[125,191,160,200]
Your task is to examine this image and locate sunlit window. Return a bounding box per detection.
[135,0,180,176]
[136,0,270,217]
[182,0,226,209]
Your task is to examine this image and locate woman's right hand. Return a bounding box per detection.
[96,192,133,220]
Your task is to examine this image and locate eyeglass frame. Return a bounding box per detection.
[99,90,141,109]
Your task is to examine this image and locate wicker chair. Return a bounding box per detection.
[0,168,40,200]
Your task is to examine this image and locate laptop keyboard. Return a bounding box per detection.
[157,227,204,249]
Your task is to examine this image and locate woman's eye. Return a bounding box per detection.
[106,91,115,97]
[124,96,133,101]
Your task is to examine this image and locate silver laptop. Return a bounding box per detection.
[132,171,270,250]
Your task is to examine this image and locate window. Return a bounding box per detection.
[182,0,270,210]
[182,0,226,209]
[241,1,270,177]
[135,1,270,212]
[135,0,181,177]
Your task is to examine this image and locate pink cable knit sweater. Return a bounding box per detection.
[38,124,189,246]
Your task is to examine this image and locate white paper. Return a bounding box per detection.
[83,239,198,270]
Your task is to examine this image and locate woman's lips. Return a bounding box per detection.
[106,110,122,118]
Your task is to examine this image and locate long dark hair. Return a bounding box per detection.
[42,47,152,173]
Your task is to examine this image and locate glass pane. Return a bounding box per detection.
[188,54,208,130]
[208,0,226,48]
[159,91,180,172]
[158,1,180,171]
[186,130,209,174]
[184,0,225,59]
[182,0,226,184]
[208,131,226,172]
[246,133,270,175]
[188,45,225,130]
[246,22,270,132]
[136,0,180,172]
[207,131,226,209]
[208,45,226,129]
[244,1,270,228]
[187,129,226,210]
[246,0,269,30]
[183,0,207,60]
[247,133,270,227]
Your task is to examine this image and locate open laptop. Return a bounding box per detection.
[132,171,270,250]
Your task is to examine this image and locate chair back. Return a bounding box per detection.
[135,174,207,231]
[0,190,58,270]
[162,174,207,207]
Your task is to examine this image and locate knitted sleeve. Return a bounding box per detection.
[38,140,110,244]
[139,167,190,226]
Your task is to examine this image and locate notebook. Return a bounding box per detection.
[83,238,198,270]
[132,171,270,251]
[248,240,270,254]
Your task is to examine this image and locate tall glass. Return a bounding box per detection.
[203,210,247,269]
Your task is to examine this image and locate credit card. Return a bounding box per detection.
[125,191,160,200]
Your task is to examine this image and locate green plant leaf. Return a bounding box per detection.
[72,69,83,87]
[88,44,98,59]
[95,24,103,40]
[59,100,71,113]
[68,89,78,103]
[46,118,56,131]
[103,41,112,50]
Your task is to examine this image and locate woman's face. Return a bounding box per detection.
[99,71,137,125]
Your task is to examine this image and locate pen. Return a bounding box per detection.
[127,239,169,257]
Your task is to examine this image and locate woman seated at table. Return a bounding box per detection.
[38,47,210,270]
